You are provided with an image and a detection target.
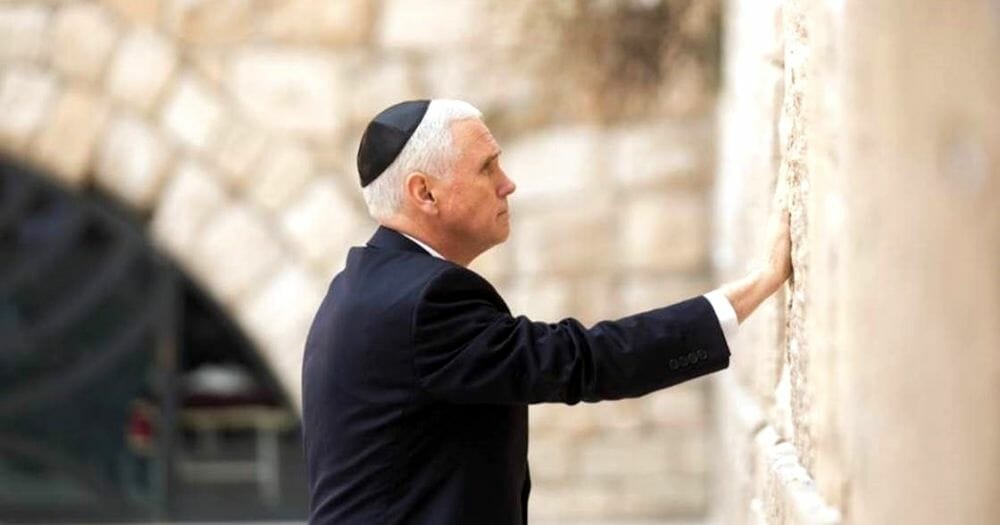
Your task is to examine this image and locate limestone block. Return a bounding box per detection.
[500,126,603,204]
[161,72,225,150]
[280,177,364,269]
[229,48,344,137]
[616,472,708,517]
[619,275,712,315]
[645,382,707,429]
[422,53,537,117]
[526,433,573,481]
[467,239,512,284]
[620,190,708,272]
[190,203,283,303]
[238,261,325,408]
[164,0,255,45]
[564,275,620,327]
[213,119,269,188]
[377,0,484,51]
[50,3,119,83]
[511,197,614,276]
[106,28,179,112]
[527,483,617,521]
[0,66,56,152]
[96,114,172,210]
[528,403,599,438]
[261,0,373,46]
[0,4,48,62]
[583,397,647,433]
[578,430,674,479]
[150,160,228,265]
[100,0,161,26]
[350,58,417,123]
[607,119,713,188]
[248,139,315,212]
[502,276,571,322]
[30,87,110,187]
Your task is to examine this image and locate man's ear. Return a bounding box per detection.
[404,171,438,214]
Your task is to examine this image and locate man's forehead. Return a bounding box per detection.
[453,119,500,154]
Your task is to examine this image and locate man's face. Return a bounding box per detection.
[434,118,516,253]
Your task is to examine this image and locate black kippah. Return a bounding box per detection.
[357,100,431,187]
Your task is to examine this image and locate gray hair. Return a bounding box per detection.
[361,99,483,220]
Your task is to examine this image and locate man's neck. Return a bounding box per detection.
[380,218,475,267]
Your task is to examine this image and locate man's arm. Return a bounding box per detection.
[711,187,794,324]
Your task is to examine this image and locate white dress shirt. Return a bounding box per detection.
[400,232,740,350]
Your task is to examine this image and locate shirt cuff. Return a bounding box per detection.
[703,290,739,350]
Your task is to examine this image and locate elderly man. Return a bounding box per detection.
[302,99,792,524]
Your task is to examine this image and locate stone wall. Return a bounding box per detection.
[713,0,1000,523]
[0,0,723,521]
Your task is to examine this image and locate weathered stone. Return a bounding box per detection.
[619,275,712,315]
[99,0,161,26]
[616,472,708,517]
[608,119,713,188]
[161,72,225,150]
[467,240,512,284]
[645,382,707,429]
[526,433,573,481]
[106,28,179,112]
[30,87,109,186]
[500,126,603,204]
[620,190,708,272]
[502,276,571,322]
[190,203,283,303]
[0,66,56,152]
[578,430,675,479]
[164,0,255,45]
[0,4,48,62]
[261,0,373,45]
[350,58,418,123]
[95,114,172,210]
[421,53,537,116]
[280,177,365,269]
[229,48,344,137]
[377,0,484,51]
[50,3,119,82]
[237,261,325,409]
[150,160,228,265]
[247,139,315,212]
[511,195,614,276]
[213,119,269,187]
[527,483,617,521]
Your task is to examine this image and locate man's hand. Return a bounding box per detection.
[716,181,794,324]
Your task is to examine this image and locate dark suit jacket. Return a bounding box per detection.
[302,226,731,525]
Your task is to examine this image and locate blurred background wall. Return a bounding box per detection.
[2,0,998,523]
[0,0,724,522]
[713,0,999,523]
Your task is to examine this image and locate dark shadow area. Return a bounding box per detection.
[0,159,308,522]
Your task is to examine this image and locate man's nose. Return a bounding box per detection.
[498,170,516,197]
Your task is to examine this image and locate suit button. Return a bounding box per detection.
[669,358,679,370]
[687,352,698,363]
[697,349,708,360]
[678,355,688,366]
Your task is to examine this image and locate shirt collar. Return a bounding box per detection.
[399,232,444,259]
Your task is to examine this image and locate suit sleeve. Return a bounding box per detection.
[411,267,730,405]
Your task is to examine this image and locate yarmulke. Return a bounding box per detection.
[357,100,431,187]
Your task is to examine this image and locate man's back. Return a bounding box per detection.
[302,227,530,524]
[303,226,733,524]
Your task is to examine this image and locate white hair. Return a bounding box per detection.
[361,99,483,221]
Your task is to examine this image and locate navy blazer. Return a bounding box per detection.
[302,226,731,524]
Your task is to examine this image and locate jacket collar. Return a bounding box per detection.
[366,225,431,256]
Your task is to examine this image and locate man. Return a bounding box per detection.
[302,99,792,524]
